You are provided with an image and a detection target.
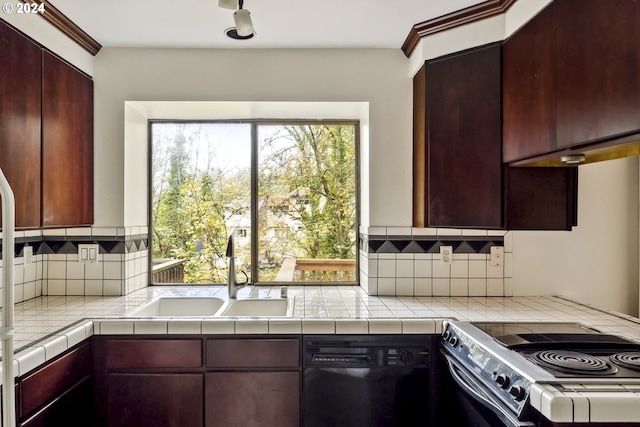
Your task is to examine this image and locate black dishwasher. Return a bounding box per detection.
[302,335,431,427]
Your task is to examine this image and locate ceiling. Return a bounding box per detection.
[49,0,486,50]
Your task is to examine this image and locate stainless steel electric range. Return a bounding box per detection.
[440,320,640,427]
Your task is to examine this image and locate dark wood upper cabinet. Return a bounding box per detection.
[414,43,577,230]
[0,20,94,230]
[419,43,503,228]
[502,4,556,162]
[42,51,94,227]
[0,20,42,229]
[554,0,640,149]
[503,0,640,163]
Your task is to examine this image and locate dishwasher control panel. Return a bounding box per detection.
[304,335,432,368]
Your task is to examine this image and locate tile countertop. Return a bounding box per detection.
[3,285,640,384]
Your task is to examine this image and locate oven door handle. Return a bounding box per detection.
[443,353,536,427]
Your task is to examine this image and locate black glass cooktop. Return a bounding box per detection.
[471,322,600,338]
[470,322,636,348]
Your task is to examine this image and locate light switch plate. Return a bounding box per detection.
[78,244,100,263]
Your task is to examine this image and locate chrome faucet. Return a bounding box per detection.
[226,235,248,299]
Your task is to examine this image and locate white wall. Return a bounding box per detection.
[93,47,412,228]
[123,104,149,227]
[513,157,639,316]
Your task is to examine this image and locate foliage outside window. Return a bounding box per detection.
[151,121,358,285]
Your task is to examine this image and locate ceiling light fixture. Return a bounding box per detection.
[219,0,255,40]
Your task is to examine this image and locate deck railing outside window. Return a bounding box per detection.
[274,258,356,282]
[152,259,185,284]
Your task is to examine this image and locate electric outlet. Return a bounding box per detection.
[78,244,100,264]
[23,246,33,264]
[490,246,504,267]
[440,246,453,265]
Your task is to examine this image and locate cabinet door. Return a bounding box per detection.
[0,20,41,229]
[505,167,577,230]
[19,377,95,427]
[554,0,640,148]
[502,3,555,162]
[41,51,93,227]
[205,372,299,427]
[108,373,204,427]
[20,342,92,417]
[425,43,502,228]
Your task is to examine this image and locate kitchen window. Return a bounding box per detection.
[150,120,359,285]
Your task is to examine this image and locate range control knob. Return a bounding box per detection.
[448,336,459,347]
[508,385,525,401]
[495,374,510,389]
[442,330,452,341]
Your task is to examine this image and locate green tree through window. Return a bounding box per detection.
[151,121,358,285]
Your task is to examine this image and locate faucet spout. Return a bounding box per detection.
[227,235,248,298]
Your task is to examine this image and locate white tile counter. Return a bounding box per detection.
[4,285,640,383]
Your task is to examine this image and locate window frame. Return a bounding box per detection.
[148,118,361,286]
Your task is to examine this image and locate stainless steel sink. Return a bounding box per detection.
[127,297,225,317]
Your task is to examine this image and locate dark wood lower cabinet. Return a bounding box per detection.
[205,371,299,427]
[93,336,302,427]
[19,377,94,427]
[107,373,204,427]
[16,342,96,426]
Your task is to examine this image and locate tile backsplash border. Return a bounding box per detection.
[358,227,512,297]
[0,227,149,305]
[0,225,513,306]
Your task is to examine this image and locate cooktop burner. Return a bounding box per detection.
[610,352,640,371]
[530,350,619,375]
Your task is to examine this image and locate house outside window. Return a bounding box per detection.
[150,120,359,285]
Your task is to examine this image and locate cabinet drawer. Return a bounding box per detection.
[20,343,91,417]
[19,376,94,427]
[206,338,299,368]
[107,339,202,369]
